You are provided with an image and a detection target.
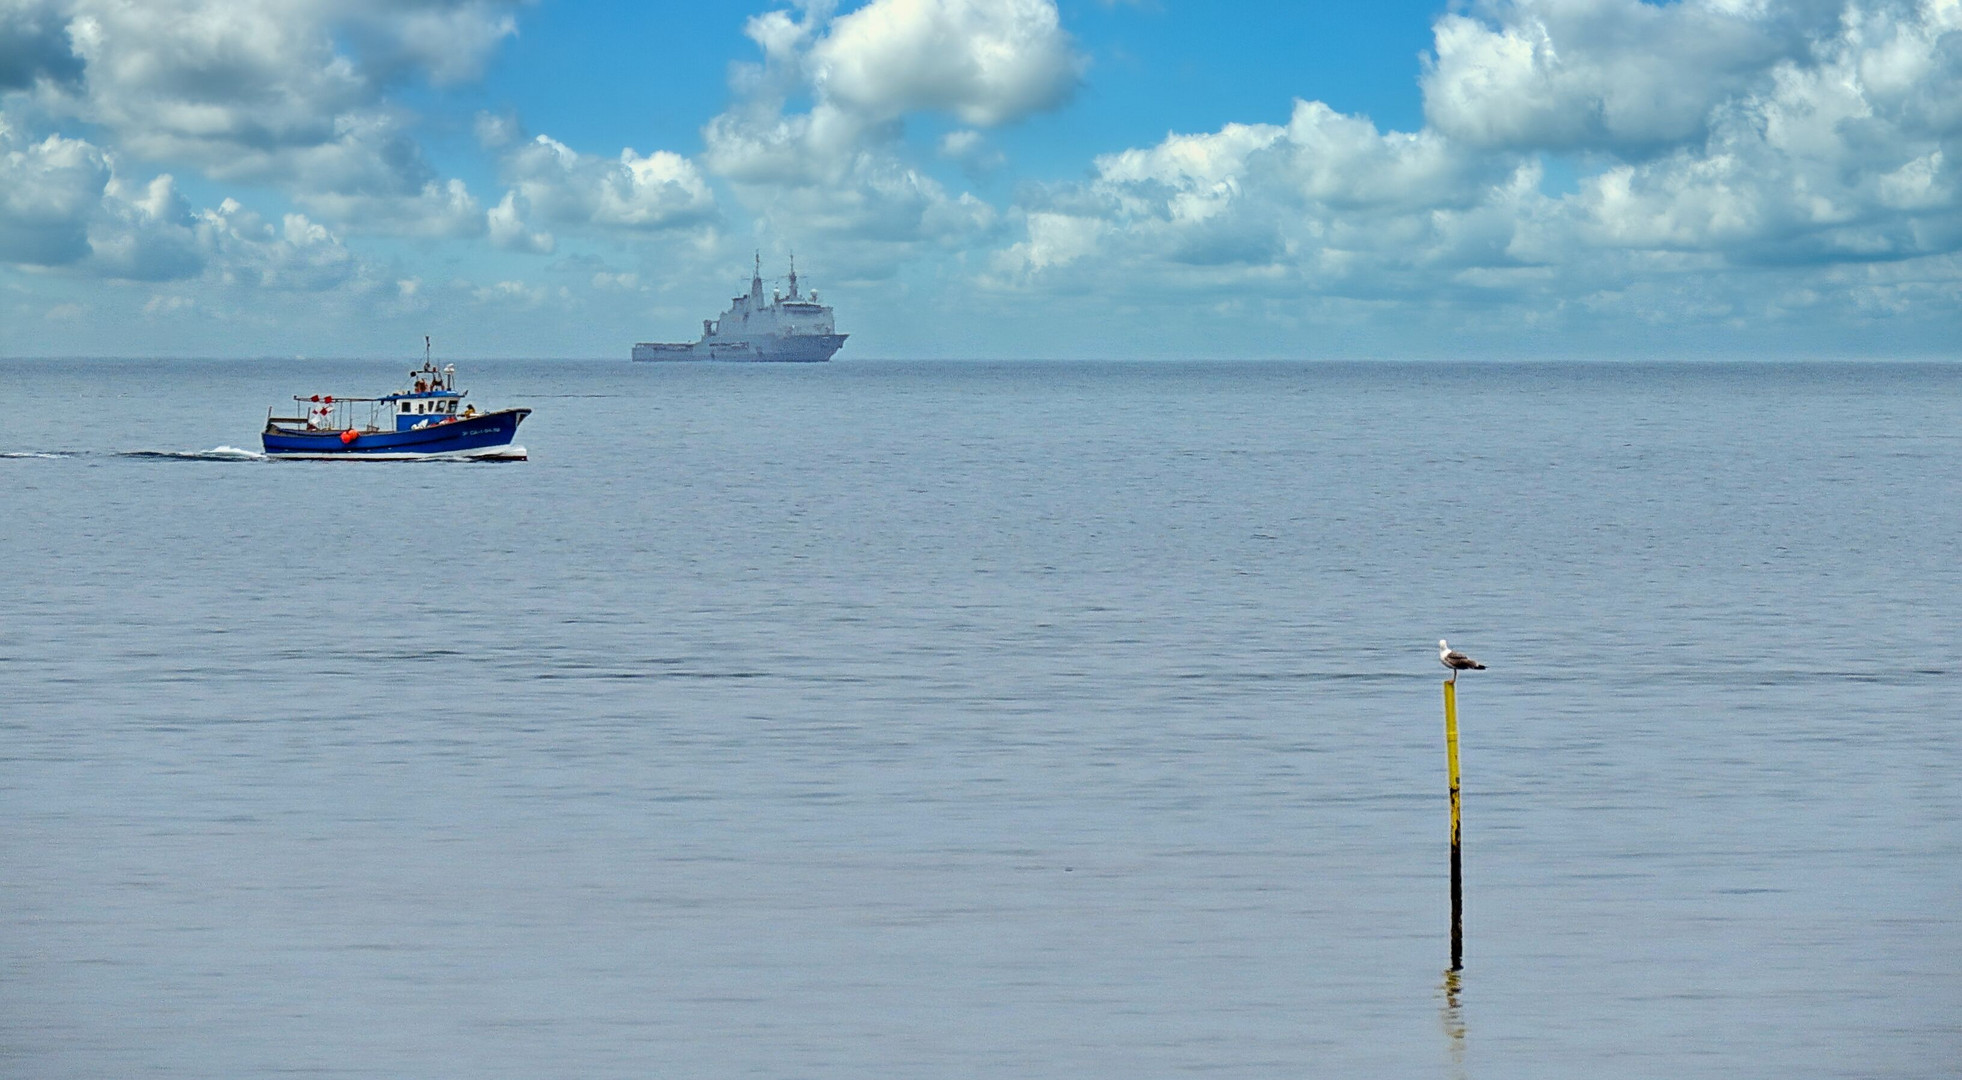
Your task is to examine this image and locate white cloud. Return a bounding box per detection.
[341,0,518,85]
[487,189,553,253]
[469,277,551,305]
[701,0,1073,266]
[999,209,1105,273]
[1553,0,1962,264]
[596,148,717,228]
[301,177,486,239]
[702,101,863,188]
[1421,0,1800,153]
[590,270,639,291]
[938,128,982,157]
[992,98,1523,292]
[939,127,1006,174]
[0,110,408,286]
[501,134,716,233]
[17,0,518,233]
[0,122,107,265]
[474,109,523,150]
[0,0,84,91]
[193,198,360,292]
[812,0,1081,126]
[982,0,1962,343]
[88,172,203,280]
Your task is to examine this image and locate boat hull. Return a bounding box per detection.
[263,408,530,457]
[633,334,847,363]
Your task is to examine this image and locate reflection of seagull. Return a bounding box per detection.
[1438,640,1486,683]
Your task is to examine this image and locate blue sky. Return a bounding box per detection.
[5,0,1962,359]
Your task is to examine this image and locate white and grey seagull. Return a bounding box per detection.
[1438,640,1486,683]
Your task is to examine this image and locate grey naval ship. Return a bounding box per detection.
[633,255,847,362]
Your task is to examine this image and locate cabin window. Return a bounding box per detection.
[448,400,457,413]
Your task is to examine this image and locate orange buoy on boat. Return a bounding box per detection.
[340,429,358,444]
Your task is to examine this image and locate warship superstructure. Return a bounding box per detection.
[634,255,847,362]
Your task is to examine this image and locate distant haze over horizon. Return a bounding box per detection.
[5,0,1962,360]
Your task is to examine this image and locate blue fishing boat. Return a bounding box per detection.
[261,342,530,459]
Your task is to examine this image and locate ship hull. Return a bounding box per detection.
[262,409,530,458]
[633,333,847,363]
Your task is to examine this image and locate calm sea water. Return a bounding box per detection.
[2,359,1957,1078]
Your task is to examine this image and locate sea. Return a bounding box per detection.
[2,358,1957,1079]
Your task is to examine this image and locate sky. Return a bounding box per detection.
[4,0,1962,359]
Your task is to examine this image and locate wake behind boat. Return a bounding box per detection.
[261,343,530,459]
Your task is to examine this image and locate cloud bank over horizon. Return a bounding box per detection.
[4,0,1961,358]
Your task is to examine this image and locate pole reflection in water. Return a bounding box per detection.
[1438,968,1466,1080]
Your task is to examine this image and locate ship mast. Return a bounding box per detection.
[751,251,763,302]
[788,252,799,299]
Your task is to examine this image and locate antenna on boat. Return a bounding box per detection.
[424,336,431,366]
[788,252,798,299]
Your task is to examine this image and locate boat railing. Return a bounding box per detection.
[272,396,389,433]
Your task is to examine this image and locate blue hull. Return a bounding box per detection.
[263,409,530,457]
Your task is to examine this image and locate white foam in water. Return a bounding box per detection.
[0,451,70,459]
[468,445,527,461]
[121,447,268,461]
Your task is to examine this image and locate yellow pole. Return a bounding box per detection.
[1444,679,1463,971]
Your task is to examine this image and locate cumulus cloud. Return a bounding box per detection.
[986,0,1962,336]
[7,0,518,233]
[1421,0,1812,153]
[703,0,1075,263]
[705,92,993,242]
[938,127,1005,173]
[474,108,523,150]
[0,0,83,91]
[498,133,716,234]
[0,122,106,265]
[0,112,390,288]
[192,199,360,292]
[488,189,553,254]
[339,0,518,85]
[88,172,203,280]
[992,98,1525,293]
[1554,0,1962,264]
[63,1,368,164]
[0,116,207,280]
[301,177,485,239]
[811,0,1081,126]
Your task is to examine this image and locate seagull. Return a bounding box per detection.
[1438,640,1486,683]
